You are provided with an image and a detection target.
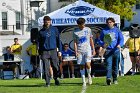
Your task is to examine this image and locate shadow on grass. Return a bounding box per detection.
[59,82,82,86]
[59,82,107,87]
[94,82,107,86]
[0,82,107,87]
[0,85,42,87]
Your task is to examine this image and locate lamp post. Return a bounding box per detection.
[46,0,51,13]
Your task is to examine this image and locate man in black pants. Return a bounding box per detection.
[38,16,62,87]
[26,40,40,78]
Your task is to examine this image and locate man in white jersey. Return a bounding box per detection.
[73,18,96,87]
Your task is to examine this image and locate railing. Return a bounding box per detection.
[0,24,32,35]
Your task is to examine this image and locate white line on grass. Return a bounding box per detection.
[81,86,87,93]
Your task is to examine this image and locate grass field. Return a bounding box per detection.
[0,75,140,93]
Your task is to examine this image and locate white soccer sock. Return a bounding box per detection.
[80,69,85,76]
[80,69,85,83]
[87,68,91,77]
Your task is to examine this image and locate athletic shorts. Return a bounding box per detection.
[77,51,91,65]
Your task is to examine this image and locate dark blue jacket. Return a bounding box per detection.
[38,25,62,53]
[3,53,14,65]
[99,27,124,51]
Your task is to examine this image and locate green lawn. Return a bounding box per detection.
[0,75,140,93]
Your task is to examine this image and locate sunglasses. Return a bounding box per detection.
[64,46,68,47]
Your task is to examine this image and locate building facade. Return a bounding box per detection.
[124,2,140,28]
[0,0,47,35]
[0,0,139,35]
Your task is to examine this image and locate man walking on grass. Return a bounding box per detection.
[38,16,62,87]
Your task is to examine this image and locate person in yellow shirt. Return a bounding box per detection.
[11,38,22,55]
[125,37,140,75]
[11,38,23,74]
[26,40,40,78]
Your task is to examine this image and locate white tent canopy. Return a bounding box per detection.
[38,0,120,26]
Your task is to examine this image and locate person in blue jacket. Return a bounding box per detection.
[38,16,62,87]
[99,17,124,85]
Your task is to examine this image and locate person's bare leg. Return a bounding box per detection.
[60,62,67,78]
[69,61,75,78]
[59,63,63,76]
[49,66,53,79]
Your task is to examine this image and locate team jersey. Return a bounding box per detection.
[73,27,92,52]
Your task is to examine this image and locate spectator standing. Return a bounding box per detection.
[11,38,23,74]
[38,16,62,87]
[26,40,40,78]
[99,17,124,85]
[125,37,140,75]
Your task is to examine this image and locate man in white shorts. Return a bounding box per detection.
[73,18,96,87]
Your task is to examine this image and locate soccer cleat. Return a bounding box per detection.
[106,79,111,85]
[88,76,92,85]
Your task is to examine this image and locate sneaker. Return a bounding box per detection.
[60,74,64,79]
[45,84,50,87]
[55,79,60,86]
[113,80,118,84]
[82,82,86,87]
[131,72,136,76]
[87,76,92,85]
[45,83,50,87]
[117,74,119,77]
[106,79,111,85]
[92,75,95,78]
[72,74,75,78]
[121,74,124,76]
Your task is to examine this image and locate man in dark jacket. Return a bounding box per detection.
[38,16,62,87]
[3,46,17,78]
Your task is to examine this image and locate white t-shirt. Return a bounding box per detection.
[73,27,92,52]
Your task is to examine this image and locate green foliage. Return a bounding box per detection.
[85,0,140,21]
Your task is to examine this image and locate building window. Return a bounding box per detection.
[16,12,21,29]
[136,1,140,9]
[2,12,8,30]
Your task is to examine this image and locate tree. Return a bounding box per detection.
[85,0,140,21]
